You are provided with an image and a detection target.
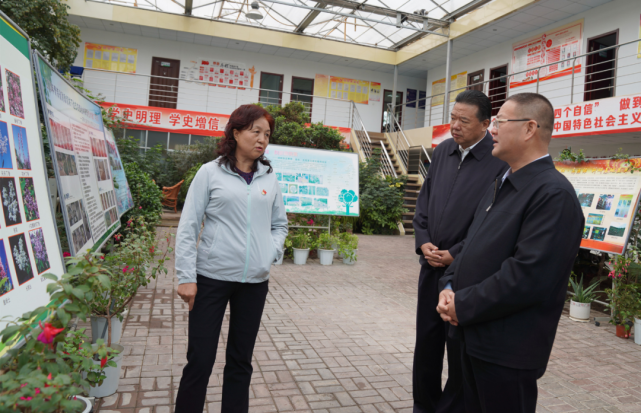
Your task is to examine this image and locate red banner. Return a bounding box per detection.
[100,102,230,136]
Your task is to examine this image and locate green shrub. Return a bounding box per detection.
[120,162,163,232]
[355,154,407,235]
[179,163,203,203]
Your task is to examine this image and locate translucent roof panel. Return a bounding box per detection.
[88,0,487,49]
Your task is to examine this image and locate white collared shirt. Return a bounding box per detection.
[500,154,550,188]
[458,134,485,161]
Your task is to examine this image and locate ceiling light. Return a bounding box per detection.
[245,2,263,20]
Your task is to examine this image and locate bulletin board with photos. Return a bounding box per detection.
[35,53,123,257]
[555,158,641,255]
[0,12,65,335]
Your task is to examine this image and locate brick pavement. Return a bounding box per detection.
[94,229,641,413]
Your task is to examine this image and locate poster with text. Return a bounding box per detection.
[431,72,466,106]
[195,59,250,89]
[511,20,583,88]
[84,42,138,73]
[35,54,120,257]
[406,89,417,108]
[104,129,133,217]
[369,82,381,102]
[265,145,359,216]
[329,76,369,104]
[0,13,65,338]
[314,74,330,97]
[555,158,641,254]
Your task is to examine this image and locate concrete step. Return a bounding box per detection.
[403,196,418,201]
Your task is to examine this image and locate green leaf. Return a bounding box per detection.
[56,307,70,327]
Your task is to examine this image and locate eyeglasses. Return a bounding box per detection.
[492,118,540,130]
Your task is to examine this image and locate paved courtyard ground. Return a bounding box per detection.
[94,230,641,413]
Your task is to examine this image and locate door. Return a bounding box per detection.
[381,90,403,132]
[489,65,508,116]
[467,70,485,92]
[149,57,180,109]
[291,77,314,117]
[584,30,618,102]
[259,72,284,106]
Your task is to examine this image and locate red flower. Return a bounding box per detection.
[37,322,64,345]
[63,252,71,257]
[149,246,155,254]
[100,356,108,368]
[139,206,142,209]
[114,234,122,240]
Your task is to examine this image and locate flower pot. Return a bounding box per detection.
[569,300,591,322]
[91,309,128,344]
[635,318,641,345]
[274,254,284,265]
[293,248,310,265]
[616,324,630,339]
[88,343,124,398]
[319,249,334,265]
[74,395,93,413]
[331,242,338,257]
[342,250,358,265]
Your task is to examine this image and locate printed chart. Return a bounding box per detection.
[265,145,359,216]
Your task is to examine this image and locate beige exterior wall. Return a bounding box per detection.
[404,127,432,148]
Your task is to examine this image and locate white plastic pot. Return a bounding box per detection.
[569,300,591,322]
[88,343,124,398]
[74,395,93,413]
[635,318,641,345]
[91,309,128,344]
[319,249,334,265]
[293,248,310,265]
[274,254,284,265]
[332,242,338,257]
[342,250,358,265]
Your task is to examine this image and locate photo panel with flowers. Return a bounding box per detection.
[9,233,33,285]
[0,177,22,226]
[20,177,39,222]
[0,65,5,113]
[29,228,50,275]
[5,69,24,119]
[0,239,14,296]
[0,121,12,169]
[11,124,31,170]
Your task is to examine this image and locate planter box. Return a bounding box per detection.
[318,249,334,265]
[569,300,590,322]
[293,248,310,265]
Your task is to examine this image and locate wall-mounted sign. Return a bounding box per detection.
[431,71,467,106]
[265,144,359,217]
[511,20,583,89]
[369,82,381,103]
[555,159,641,254]
[83,42,138,73]
[0,13,65,339]
[329,76,369,105]
[180,59,250,89]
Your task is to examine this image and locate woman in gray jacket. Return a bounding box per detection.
[174,104,288,413]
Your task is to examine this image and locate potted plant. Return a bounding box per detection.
[275,236,291,265]
[605,256,639,339]
[291,231,312,265]
[339,233,359,265]
[568,274,601,322]
[317,233,337,266]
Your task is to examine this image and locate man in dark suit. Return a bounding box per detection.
[437,92,584,413]
[412,90,507,413]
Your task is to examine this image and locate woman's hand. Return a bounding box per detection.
[178,283,198,311]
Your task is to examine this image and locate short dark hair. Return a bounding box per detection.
[454,90,492,122]
[219,104,275,173]
[505,93,554,140]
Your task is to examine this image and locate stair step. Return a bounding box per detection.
[404,228,415,233]
[402,219,414,224]
[403,196,418,201]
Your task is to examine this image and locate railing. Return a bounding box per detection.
[387,103,412,172]
[81,68,354,129]
[378,141,397,178]
[392,38,641,128]
[350,101,372,161]
[418,146,431,180]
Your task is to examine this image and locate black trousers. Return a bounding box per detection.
[461,342,546,413]
[413,265,465,413]
[175,275,269,413]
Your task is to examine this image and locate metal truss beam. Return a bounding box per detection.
[295,1,327,33]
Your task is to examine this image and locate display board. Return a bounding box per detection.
[369,82,381,103]
[0,13,64,334]
[555,158,641,254]
[406,89,417,108]
[104,129,133,217]
[511,20,583,89]
[314,74,330,97]
[35,54,121,257]
[431,71,467,106]
[83,42,138,73]
[265,144,359,216]
[329,76,369,104]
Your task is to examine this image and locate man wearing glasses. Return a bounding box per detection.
[412,90,507,413]
[436,93,584,413]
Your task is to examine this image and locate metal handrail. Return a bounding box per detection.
[378,141,397,178]
[350,101,372,161]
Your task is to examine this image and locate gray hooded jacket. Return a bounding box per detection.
[175,158,288,284]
